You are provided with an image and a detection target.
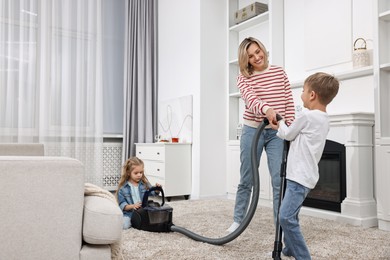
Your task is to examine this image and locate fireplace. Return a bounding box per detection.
[303,140,346,212]
[299,113,377,228]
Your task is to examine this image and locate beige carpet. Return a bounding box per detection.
[121,199,390,260]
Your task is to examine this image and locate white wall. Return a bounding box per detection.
[285,0,375,114]
[158,0,227,198]
[158,1,200,99]
[198,1,228,197]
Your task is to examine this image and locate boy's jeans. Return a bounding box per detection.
[280,180,312,260]
[233,125,283,224]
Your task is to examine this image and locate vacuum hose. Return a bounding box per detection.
[170,119,270,245]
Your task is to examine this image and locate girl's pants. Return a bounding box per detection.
[123,216,131,229]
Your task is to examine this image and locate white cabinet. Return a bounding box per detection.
[226,0,283,203]
[374,0,390,231]
[226,142,241,197]
[374,0,390,140]
[135,143,192,200]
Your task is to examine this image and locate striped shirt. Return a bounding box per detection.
[237,65,295,128]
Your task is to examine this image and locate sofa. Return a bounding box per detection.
[0,144,123,260]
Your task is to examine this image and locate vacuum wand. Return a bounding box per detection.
[272,140,290,259]
[271,113,288,259]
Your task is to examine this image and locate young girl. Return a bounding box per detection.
[116,157,161,229]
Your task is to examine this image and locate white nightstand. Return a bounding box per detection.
[135,143,192,200]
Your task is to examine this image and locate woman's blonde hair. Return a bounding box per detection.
[238,37,269,78]
[115,157,150,200]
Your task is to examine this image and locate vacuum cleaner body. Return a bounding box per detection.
[131,186,173,232]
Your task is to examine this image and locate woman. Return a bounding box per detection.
[227,37,295,233]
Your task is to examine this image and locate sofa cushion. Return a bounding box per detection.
[0,143,44,156]
[80,244,111,260]
[83,196,123,244]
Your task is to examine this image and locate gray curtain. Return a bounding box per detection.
[122,0,158,161]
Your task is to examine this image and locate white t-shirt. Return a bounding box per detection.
[129,182,141,203]
[277,109,329,189]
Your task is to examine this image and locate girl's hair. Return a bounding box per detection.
[238,37,269,78]
[115,157,150,199]
[304,72,339,105]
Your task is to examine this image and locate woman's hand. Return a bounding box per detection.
[265,108,278,125]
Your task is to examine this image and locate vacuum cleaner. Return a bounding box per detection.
[132,116,288,257]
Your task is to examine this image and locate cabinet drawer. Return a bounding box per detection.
[144,161,165,179]
[147,175,165,188]
[136,146,165,161]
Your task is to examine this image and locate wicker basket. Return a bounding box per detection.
[353,38,370,68]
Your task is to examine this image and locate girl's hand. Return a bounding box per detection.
[133,202,142,210]
[154,183,162,194]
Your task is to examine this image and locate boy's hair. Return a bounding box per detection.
[115,156,150,200]
[304,72,339,105]
[238,37,269,78]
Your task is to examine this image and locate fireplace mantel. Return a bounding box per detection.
[301,112,377,228]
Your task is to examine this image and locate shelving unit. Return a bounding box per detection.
[229,12,269,32]
[290,66,374,89]
[374,0,390,231]
[376,0,390,139]
[227,0,284,141]
[226,0,283,203]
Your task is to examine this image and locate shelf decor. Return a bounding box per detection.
[234,2,268,24]
[353,38,370,68]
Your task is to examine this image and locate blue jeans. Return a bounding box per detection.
[123,216,131,230]
[280,180,311,260]
[233,124,284,224]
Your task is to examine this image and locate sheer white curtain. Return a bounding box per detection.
[0,0,104,186]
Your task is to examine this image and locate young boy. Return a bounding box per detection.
[271,72,339,259]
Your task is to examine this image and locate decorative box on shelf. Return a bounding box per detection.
[234,2,268,24]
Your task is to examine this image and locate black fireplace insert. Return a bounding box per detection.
[303,139,346,212]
